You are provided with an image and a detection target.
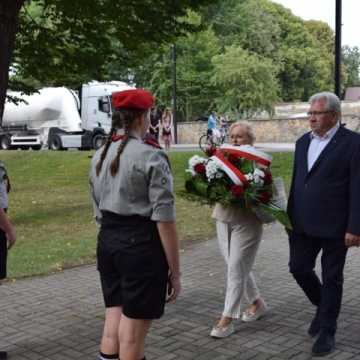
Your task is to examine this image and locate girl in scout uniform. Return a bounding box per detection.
[89,89,181,360]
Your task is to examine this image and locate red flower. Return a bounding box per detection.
[230,185,244,198]
[194,163,206,174]
[263,170,273,185]
[228,154,239,165]
[205,147,216,157]
[258,191,271,204]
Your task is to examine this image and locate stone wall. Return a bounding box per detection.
[177,101,360,143]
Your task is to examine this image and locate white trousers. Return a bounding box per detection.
[216,219,263,318]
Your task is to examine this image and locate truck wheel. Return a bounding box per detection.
[49,134,63,150]
[0,135,12,150]
[92,133,106,150]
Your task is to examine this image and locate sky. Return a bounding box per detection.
[271,0,360,48]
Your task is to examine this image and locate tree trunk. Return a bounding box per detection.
[0,0,25,126]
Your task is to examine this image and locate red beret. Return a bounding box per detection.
[112,89,154,110]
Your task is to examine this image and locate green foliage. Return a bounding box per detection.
[10,0,217,89]
[305,20,335,55]
[133,0,344,120]
[279,47,333,101]
[211,46,279,116]
[135,12,221,120]
[7,0,360,122]
[342,46,360,87]
[210,0,282,58]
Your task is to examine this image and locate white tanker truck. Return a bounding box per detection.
[0,81,133,150]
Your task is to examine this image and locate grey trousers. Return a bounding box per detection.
[216,218,263,318]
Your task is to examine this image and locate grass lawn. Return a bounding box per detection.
[0,149,293,279]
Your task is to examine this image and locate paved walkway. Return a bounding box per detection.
[1,223,360,360]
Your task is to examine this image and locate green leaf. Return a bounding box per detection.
[257,202,292,230]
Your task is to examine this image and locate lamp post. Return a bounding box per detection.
[335,0,342,97]
[171,44,177,144]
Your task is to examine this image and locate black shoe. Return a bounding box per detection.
[312,330,335,357]
[0,351,7,360]
[308,311,321,337]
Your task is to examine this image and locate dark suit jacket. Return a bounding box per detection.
[288,125,360,238]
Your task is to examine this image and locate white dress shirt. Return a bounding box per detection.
[307,122,340,171]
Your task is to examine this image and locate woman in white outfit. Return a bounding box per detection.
[210,121,267,338]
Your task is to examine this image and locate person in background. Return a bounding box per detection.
[219,114,228,143]
[210,121,267,339]
[149,107,161,141]
[0,161,16,360]
[207,111,217,141]
[161,108,173,151]
[89,89,181,360]
[287,92,360,357]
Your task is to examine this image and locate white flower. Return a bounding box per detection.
[188,155,207,176]
[205,159,220,181]
[245,173,254,181]
[253,168,265,178]
[215,172,224,179]
[253,174,264,186]
[189,155,206,168]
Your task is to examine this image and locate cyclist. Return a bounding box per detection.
[207,111,220,144]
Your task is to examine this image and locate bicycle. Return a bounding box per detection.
[198,128,227,152]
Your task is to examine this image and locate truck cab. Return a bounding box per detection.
[1,81,133,151]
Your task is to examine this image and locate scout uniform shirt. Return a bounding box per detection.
[89,134,175,224]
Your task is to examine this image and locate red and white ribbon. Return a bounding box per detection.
[219,144,272,167]
[211,150,249,186]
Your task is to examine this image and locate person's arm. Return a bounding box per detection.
[286,141,299,234]
[157,221,181,302]
[0,208,16,249]
[89,177,102,226]
[147,151,181,301]
[345,137,360,247]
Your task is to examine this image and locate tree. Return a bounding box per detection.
[0,0,24,122]
[146,15,221,120]
[342,46,360,87]
[211,45,280,117]
[0,0,217,124]
[305,20,334,55]
[124,11,221,121]
[266,2,334,101]
[201,0,335,102]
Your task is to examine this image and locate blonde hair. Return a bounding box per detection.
[229,121,256,145]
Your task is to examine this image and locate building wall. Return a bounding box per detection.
[177,101,360,143]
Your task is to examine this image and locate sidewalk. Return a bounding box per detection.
[1,223,360,359]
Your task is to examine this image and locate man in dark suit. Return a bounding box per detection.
[287,92,360,357]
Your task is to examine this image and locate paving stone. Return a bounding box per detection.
[1,223,360,359]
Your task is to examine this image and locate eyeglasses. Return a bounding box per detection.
[307,111,333,117]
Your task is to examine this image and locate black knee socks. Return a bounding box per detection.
[101,354,145,360]
[99,352,119,360]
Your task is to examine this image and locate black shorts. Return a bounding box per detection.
[97,211,169,319]
[0,229,7,280]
